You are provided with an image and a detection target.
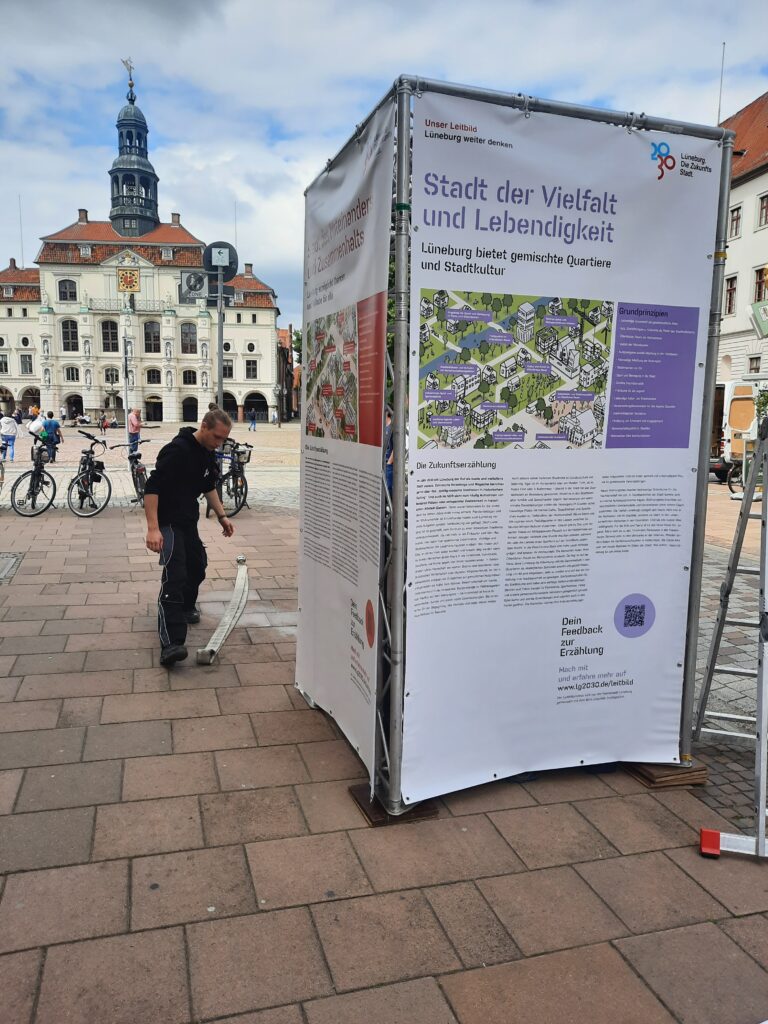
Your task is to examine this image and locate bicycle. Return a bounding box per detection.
[206,438,251,518]
[727,460,744,495]
[66,431,112,517]
[10,436,57,516]
[110,439,153,506]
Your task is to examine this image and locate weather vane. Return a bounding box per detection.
[121,57,136,102]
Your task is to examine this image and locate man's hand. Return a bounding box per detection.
[219,516,235,538]
[146,528,164,553]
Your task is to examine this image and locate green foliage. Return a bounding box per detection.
[478,380,490,395]
[460,347,472,363]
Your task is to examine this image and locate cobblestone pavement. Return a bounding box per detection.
[0,456,767,1023]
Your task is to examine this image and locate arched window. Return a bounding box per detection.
[101,320,119,353]
[180,322,197,355]
[62,319,79,352]
[144,321,160,354]
[126,130,134,147]
[104,367,119,385]
[139,176,150,197]
[65,366,80,383]
[123,173,136,195]
[58,280,77,302]
[137,133,143,147]
[146,368,161,385]
[182,369,197,386]
[119,131,124,147]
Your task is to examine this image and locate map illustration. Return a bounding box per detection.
[305,305,359,442]
[417,289,613,450]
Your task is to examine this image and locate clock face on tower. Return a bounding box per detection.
[117,268,140,292]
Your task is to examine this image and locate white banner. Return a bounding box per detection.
[297,100,395,777]
[402,92,723,804]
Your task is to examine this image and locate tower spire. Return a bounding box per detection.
[109,62,160,237]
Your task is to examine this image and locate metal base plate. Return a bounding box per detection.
[349,784,440,827]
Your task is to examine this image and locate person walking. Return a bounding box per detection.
[98,409,107,435]
[59,404,67,423]
[12,407,22,426]
[42,410,63,463]
[128,407,142,454]
[0,411,18,462]
[144,409,235,667]
[247,406,257,432]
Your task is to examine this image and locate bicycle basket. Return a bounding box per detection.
[236,446,252,465]
[36,447,50,464]
[92,460,105,482]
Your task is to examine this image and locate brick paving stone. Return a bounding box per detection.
[16,760,122,812]
[0,769,23,814]
[246,832,372,908]
[667,845,768,914]
[83,648,153,672]
[0,949,42,1024]
[0,807,94,873]
[17,669,133,700]
[168,665,241,690]
[0,860,128,952]
[0,726,84,769]
[441,943,675,1024]
[83,720,171,760]
[172,713,256,753]
[305,977,459,1024]
[187,909,332,1019]
[122,752,218,801]
[294,779,369,833]
[100,688,219,723]
[574,794,698,853]
[0,698,61,732]
[40,618,106,634]
[3,605,67,622]
[59,695,104,727]
[131,846,257,930]
[200,788,307,845]
[521,768,616,803]
[424,881,520,968]
[132,667,170,692]
[219,643,281,664]
[217,685,294,714]
[35,928,189,1024]
[0,634,68,655]
[441,779,537,815]
[213,1009,303,1024]
[350,815,523,891]
[93,796,203,860]
[652,788,737,833]
[0,677,21,701]
[68,630,159,652]
[249,709,335,746]
[298,739,367,782]
[236,661,297,686]
[719,914,768,969]
[616,922,768,1024]
[246,626,297,645]
[0,620,44,638]
[10,651,86,676]
[575,851,728,933]
[488,802,618,869]
[479,865,627,955]
[312,890,460,991]
[215,746,310,790]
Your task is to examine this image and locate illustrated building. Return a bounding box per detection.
[500,356,517,377]
[481,365,496,384]
[419,323,431,342]
[0,73,282,423]
[559,408,598,445]
[535,326,557,355]
[444,423,468,447]
[433,290,449,309]
[425,371,440,391]
[420,297,434,318]
[516,301,535,343]
[471,406,494,430]
[579,363,598,388]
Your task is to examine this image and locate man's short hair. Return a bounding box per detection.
[47,411,54,419]
[208,402,219,411]
[202,408,232,430]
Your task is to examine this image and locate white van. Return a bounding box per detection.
[715,382,756,469]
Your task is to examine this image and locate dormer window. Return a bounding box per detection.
[2,286,12,298]
[79,245,92,258]
[235,291,244,303]
[161,248,173,260]
[58,280,77,302]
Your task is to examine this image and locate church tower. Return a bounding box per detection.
[108,65,160,237]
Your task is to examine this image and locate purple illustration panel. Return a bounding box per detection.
[606,302,699,449]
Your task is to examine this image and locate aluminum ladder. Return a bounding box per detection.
[694,417,768,858]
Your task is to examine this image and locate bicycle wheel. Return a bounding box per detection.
[67,471,112,517]
[132,465,146,506]
[218,472,248,517]
[11,469,56,517]
[727,462,744,495]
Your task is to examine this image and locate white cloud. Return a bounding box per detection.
[1,0,766,327]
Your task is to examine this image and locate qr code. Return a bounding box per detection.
[624,604,646,628]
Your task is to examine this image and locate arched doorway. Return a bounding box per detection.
[20,387,40,415]
[244,391,269,422]
[145,396,163,422]
[182,396,198,423]
[0,387,14,414]
[63,393,83,418]
[222,392,238,420]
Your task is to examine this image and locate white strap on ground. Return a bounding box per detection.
[196,554,249,664]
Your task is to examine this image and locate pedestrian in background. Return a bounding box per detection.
[42,411,63,463]
[59,404,67,423]
[247,406,257,432]
[128,407,142,454]
[0,411,18,462]
[98,409,107,435]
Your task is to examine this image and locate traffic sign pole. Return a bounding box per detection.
[217,265,224,411]
[202,241,238,418]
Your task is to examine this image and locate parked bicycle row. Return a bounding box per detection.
[0,431,252,518]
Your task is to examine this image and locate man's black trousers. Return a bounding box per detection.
[157,524,207,647]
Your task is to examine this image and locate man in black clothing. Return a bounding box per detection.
[144,409,235,666]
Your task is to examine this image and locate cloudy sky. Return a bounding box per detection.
[1,0,766,328]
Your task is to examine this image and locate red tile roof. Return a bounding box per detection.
[37,242,203,267]
[229,273,273,293]
[0,264,40,284]
[278,328,291,348]
[723,91,768,184]
[42,220,204,246]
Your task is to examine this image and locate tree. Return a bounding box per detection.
[491,297,502,316]
[536,397,546,414]
[500,386,511,404]
[502,294,513,311]
[292,328,303,362]
[481,292,492,309]
[478,380,490,396]
[483,431,494,448]
[479,340,490,360]
[474,437,486,448]
[436,306,446,324]
[543,405,554,424]
[460,347,472,363]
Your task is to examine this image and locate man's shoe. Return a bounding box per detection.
[160,644,188,666]
[184,607,201,624]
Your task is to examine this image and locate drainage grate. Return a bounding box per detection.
[0,552,22,583]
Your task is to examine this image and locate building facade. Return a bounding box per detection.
[717,91,768,384]
[0,76,285,423]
